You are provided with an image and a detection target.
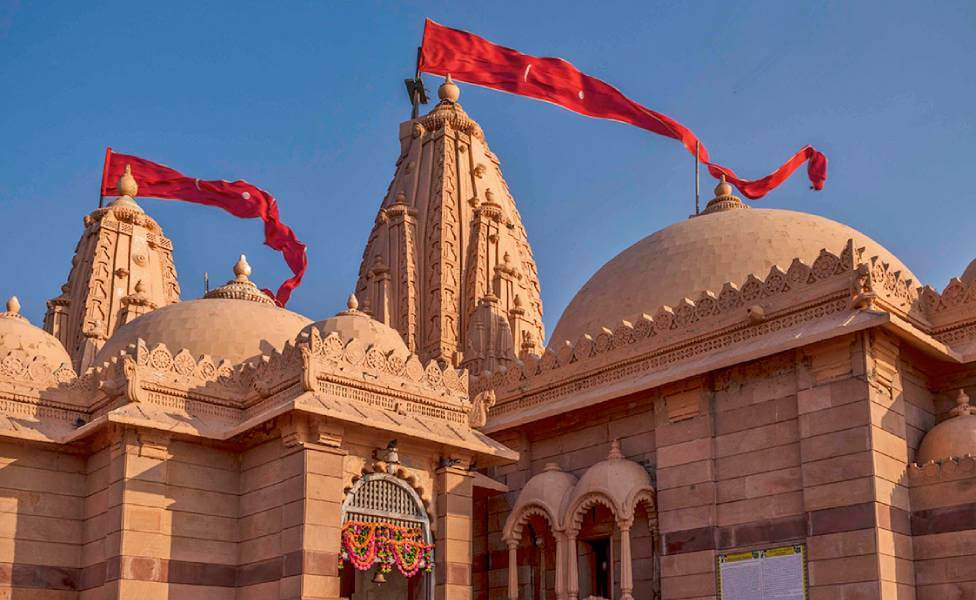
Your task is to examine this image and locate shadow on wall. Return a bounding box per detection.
[0,440,86,598]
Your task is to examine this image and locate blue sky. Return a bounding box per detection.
[1,1,974,338]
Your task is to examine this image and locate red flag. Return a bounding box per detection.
[419,19,827,200]
[101,149,307,307]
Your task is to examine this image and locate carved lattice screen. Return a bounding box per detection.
[341,474,429,532]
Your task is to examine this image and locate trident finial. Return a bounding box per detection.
[117,164,138,197]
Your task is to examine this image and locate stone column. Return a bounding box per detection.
[554,532,566,600]
[435,462,474,600]
[507,541,519,600]
[619,521,634,600]
[538,537,546,600]
[566,533,579,600]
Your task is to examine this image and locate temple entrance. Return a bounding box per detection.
[338,473,433,600]
[576,504,616,599]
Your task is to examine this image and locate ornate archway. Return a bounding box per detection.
[340,473,433,599]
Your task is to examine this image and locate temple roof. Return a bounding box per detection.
[95,257,311,366]
[551,182,917,345]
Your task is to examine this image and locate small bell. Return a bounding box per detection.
[371,570,386,584]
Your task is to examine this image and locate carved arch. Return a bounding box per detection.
[564,491,618,535]
[620,486,657,525]
[502,501,557,544]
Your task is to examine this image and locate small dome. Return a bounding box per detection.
[96,258,311,365]
[0,297,72,369]
[917,390,976,463]
[551,206,917,345]
[503,463,578,540]
[564,440,653,527]
[297,294,408,356]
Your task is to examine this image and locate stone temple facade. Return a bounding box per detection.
[1,77,975,600]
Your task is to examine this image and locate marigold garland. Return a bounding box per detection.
[339,520,434,577]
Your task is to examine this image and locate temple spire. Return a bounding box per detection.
[45,182,180,372]
[355,79,545,371]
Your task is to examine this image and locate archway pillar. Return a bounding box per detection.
[435,462,474,600]
[566,533,579,600]
[507,540,519,600]
[619,519,634,600]
[554,531,567,600]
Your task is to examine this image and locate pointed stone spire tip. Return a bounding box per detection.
[608,439,623,460]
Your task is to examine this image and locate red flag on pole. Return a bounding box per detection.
[419,19,827,200]
[101,149,307,307]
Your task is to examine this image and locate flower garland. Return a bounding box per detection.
[339,521,434,577]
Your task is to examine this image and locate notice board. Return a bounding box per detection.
[717,544,807,600]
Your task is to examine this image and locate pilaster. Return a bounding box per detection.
[435,462,474,600]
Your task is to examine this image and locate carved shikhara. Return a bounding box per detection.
[354,97,545,374]
[472,239,976,422]
[44,198,180,373]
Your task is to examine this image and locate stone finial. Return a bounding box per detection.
[543,462,561,472]
[438,74,460,103]
[347,293,359,311]
[714,174,733,198]
[950,388,975,417]
[700,173,747,215]
[234,255,252,281]
[203,254,273,305]
[2,296,26,322]
[608,439,624,460]
[117,164,138,197]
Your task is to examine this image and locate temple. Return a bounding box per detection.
[1,76,975,600]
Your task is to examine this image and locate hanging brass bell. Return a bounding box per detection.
[372,570,386,584]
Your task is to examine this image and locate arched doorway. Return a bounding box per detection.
[339,473,433,600]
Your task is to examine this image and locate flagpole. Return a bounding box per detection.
[694,141,701,215]
[98,147,112,208]
[411,46,422,120]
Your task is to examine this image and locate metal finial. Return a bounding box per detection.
[234,255,251,281]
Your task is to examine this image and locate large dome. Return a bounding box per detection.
[551,195,916,345]
[96,299,311,366]
[96,257,311,366]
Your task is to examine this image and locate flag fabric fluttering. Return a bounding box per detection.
[419,19,827,200]
[101,149,307,307]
